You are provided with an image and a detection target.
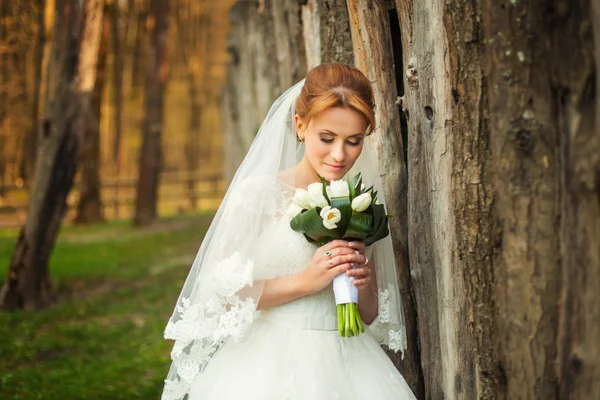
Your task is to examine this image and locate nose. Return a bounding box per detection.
[330,142,346,163]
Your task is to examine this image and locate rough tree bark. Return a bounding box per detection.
[301,0,354,68]
[346,0,424,396]
[0,0,104,310]
[133,0,170,226]
[484,0,599,398]
[394,0,495,398]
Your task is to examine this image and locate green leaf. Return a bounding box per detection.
[344,211,372,240]
[363,204,390,246]
[290,208,338,243]
[319,175,330,203]
[349,173,361,200]
[330,196,352,237]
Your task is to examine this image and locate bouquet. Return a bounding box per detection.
[287,173,390,337]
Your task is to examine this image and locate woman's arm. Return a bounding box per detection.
[255,241,365,311]
[255,274,310,310]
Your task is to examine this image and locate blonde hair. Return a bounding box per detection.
[295,63,376,135]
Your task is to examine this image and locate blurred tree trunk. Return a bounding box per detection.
[111,0,124,165]
[177,2,206,211]
[0,1,8,193]
[75,3,111,225]
[222,0,307,183]
[0,0,104,310]
[133,0,169,226]
[20,0,47,182]
[130,6,148,100]
[40,0,57,137]
[484,0,599,398]
[110,0,126,220]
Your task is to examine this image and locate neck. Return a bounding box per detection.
[295,157,324,188]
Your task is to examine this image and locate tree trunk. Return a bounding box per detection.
[133,0,170,226]
[222,2,263,183]
[270,0,307,90]
[176,3,206,211]
[301,0,354,68]
[393,0,495,398]
[346,1,423,396]
[0,0,104,310]
[484,0,599,398]
[74,3,110,225]
[20,0,47,183]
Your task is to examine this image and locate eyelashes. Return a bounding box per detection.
[320,139,362,147]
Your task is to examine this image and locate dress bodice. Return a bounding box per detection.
[253,180,338,320]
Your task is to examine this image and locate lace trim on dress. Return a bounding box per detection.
[367,283,407,359]
[163,252,259,399]
[162,176,290,400]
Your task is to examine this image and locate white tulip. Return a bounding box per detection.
[351,192,372,212]
[286,202,303,218]
[320,206,341,230]
[326,180,350,198]
[307,182,329,208]
[293,188,312,209]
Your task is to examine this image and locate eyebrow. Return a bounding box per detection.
[319,129,365,138]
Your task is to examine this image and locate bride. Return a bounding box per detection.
[161,63,416,400]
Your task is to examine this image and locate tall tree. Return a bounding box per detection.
[392,0,495,397]
[133,0,170,226]
[0,0,105,310]
[484,0,599,398]
[74,3,111,224]
[177,0,208,211]
[346,0,423,396]
[20,0,48,182]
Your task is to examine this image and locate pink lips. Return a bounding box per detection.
[325,163,344,171]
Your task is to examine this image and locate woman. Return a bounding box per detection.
[161,63,416,400]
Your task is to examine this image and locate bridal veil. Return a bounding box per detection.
[161,78,407,400]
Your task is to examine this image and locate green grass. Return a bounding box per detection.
[0,214,213,399]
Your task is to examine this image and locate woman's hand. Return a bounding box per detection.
[299,240,367,295]
[346,255,373,290]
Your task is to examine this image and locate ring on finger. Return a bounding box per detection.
[325,250,332,258]
[329,259,334,267]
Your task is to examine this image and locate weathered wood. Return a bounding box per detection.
[395,0,494,398]
[0,0,104,310]
[347,1,423,396]
[301,0,353,68]
[483,0,599,398]
[133,0,170,226]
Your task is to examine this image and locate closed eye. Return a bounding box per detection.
[320,138,362,146]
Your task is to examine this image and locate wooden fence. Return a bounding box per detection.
[0,170,225,228]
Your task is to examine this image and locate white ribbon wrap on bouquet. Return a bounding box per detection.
[333,266,359,305]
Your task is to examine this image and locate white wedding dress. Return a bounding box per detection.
[186,178,416,400]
